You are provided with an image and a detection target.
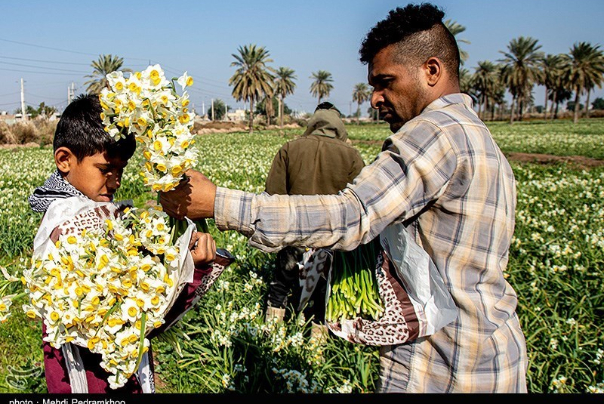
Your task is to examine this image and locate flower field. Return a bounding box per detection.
[0,119,602,393]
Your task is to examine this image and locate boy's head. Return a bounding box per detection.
[53,93,136,202]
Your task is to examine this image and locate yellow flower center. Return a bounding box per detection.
[178,114,190,124]
[171,165,183,176]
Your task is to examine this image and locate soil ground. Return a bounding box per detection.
[503,152,604,170]
[352,139,604,170]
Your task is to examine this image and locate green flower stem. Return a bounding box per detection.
[327,240,383,322]
[134,311,147,372]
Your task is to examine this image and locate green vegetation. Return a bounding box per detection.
[0,119,602,393]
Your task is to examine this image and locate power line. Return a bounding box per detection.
[0,91,20,97]
[0,60,88,74]
[0,37,99,56]
[0,55,90,66]
[0,67,85,76]
[0,37,158,63]
[28,92,66,100]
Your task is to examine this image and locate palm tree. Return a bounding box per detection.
[274,67,297,128]
[491,85,507,121]
[562,42,604,123]
[539,54,565,119]
[352,83,370,125]
[459,67,480,107]
[84,54,130,95]
[472,61,499,120]
[264,93,275,126]
[499,36,544,123]
[229,44,275,133]
[445,19,470,65]
[309,70,333,105]
[549,78,573,120]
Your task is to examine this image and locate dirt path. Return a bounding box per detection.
[504,152,604,169]
[352,139,604,170]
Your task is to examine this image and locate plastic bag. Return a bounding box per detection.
[325,222,458,345]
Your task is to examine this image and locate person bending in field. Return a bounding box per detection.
[263,102,365,342]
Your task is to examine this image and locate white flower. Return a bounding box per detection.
[20,203,185,389]
[0,296,14,322]
[100,64,199,192]
[106,71,126,91]
[177,71,194,90]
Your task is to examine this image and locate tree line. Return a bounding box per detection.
[82,20,604,132]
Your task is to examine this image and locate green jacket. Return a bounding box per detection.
[265,108,365,196]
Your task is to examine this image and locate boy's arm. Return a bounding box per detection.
[147,248,235,338]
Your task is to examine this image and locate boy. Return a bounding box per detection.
[28,93,232,393]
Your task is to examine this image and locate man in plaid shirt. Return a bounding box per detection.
[160,2,528,393]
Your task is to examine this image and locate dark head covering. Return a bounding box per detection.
[302,102,348,141]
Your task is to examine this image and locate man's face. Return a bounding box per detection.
[63,151,128,203]
[368,44,429,133]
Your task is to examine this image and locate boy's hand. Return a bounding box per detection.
[189,231,216,266]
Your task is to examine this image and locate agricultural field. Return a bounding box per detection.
[0,119,602,394]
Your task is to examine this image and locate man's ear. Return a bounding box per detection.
[54,147,75,174]
[424,57,442,87]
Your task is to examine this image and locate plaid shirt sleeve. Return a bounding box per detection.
[214,109,457,254]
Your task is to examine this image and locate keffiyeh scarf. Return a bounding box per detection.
[28,170,85,213]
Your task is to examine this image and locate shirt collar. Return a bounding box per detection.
[423,93,474,114]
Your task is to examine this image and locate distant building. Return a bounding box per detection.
[0,112,59,125]
[226,109,246,122]
[0,113,18,125]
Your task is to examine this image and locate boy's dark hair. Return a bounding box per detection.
[53,93,136,162]
[359,2,460,79]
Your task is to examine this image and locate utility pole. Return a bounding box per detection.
[20,78,27,120]
[67,82,75,105]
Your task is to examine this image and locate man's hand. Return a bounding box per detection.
[159,169,217,220]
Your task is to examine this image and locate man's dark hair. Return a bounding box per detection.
[53,93,136,162]
[359,3,460,79]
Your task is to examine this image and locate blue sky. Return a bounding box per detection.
[1,0,603,117]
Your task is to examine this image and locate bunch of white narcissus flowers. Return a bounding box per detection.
[22,203,181,389]
[99,64,199,193]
